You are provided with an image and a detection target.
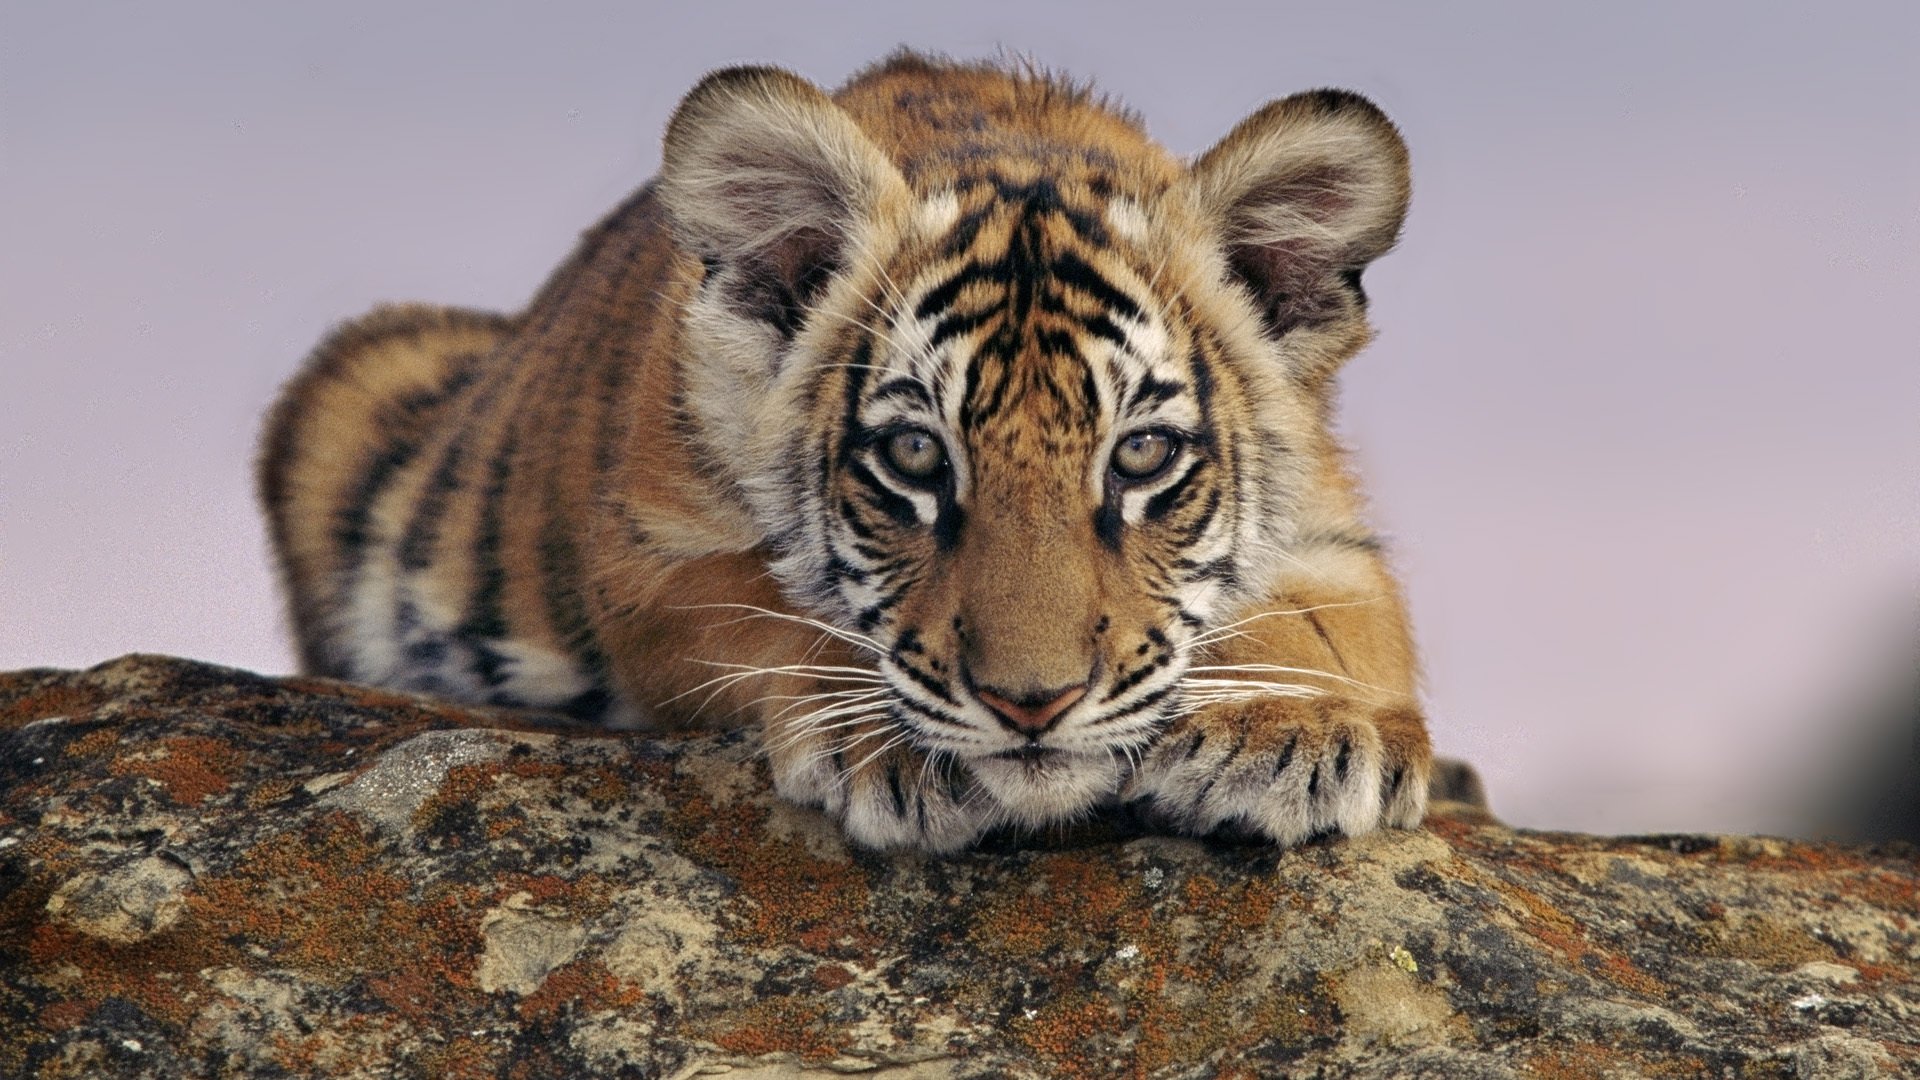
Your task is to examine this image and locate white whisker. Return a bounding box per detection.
[672,603,888,656]
[1183,663,1396,699]
[840,729,914,780]
[1177,597,1387,654]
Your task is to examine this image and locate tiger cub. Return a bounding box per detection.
[260,53,1432,852]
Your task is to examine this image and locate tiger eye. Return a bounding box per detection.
[883,428,946,482]
[1111,430,1178,480]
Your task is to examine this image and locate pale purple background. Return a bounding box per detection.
[3,3,1915,835]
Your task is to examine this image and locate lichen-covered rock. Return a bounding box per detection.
[2,656,1916,1078]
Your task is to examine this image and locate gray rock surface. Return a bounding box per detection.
[2,655,1916,1077]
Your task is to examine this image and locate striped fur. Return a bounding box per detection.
[260,53,1432,851]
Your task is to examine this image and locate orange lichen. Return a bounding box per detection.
[108,734,245,804]
[487,872,616,922]
[704,995,850,1061]
[21,920,215,1031]
[1523,1044,1627,1079]
[1010,993,1118,1078]
[417,1036,506,1080]
[812,963,856,990]
[244,777,299,809]
[181,811,488,999]
[671,790,877,957]
[61,727,120,759]
[1691,913,1834,971]
[581,765,632,809]
[367,966,447,1024]
[1178,870,1296,931]
[1422,814,1481,847]
[972,852,1150,957]
[413,761,511,833]
[1131,988,1317,1078]
[515,958,646,1024]
[0,680,109,730]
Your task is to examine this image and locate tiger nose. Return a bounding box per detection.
[975,683,1089,736]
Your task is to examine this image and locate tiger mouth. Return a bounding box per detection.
[992,744,1062,763]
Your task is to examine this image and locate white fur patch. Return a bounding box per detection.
[1106,197,1149,243]
[916,190,960,236]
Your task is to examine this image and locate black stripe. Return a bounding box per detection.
[1144,463,1202,521]
[901,699,973,730]
[931,498,966,552]
[825,552,868,586]
[538,508,614,718]
[1177,488,1222,544]
[1304,610,1352,676]
[1274,735,1298,778]
[894,659,958,706]
[1104,653,1170,702]
[1189,341,1216,418]
[398,425,472,571]
[1093,494,1124,551]
[457,431,518,673]
[1048,252,1140,321]
[1127,375,1185,411]
[1086,682,1176,728]
[1033,326,1078,357]
[839,499,879,542]
[941,206,989,255]
[855,589,905,632]
[1181,556,1239,588]
[915,262,993,321]
[1082,313,1126,347]
[927,308,993,352]
[887,763,909,818]
[871,377,932,408]
[335,359,482,562]
[837,336,873,465]
[846,459,919,528]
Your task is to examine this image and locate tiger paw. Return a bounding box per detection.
[767,729,994,853]
[1123,695,1431,845]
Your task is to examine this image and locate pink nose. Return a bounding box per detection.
[976,683,1088,735]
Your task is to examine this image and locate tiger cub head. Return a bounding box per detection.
[656,62,1409,826]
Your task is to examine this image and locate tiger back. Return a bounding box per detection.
[261,53,1432,851]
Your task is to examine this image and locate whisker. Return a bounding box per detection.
[687,660,887,681]
[799,720,894,769]
[807,305,917,361]
[762,687,892,722]
[1177,597,1387,653]
[657,662,883,713]
[673,603,887,656]
[764,711,892,756]
[1183,663,1397,699]
[839,729,914,781]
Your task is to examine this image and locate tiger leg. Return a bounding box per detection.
[1124,578,1433,843]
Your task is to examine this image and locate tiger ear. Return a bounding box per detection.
[658,66,909,335]
[1189,90,1410,339]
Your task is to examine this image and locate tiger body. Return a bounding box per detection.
[260,54,1432,851]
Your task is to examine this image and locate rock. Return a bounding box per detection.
[2,655,1916,1078]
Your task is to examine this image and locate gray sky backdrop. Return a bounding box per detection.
[3,2,1915,835]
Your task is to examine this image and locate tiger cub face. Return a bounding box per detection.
[658,67,1408,828]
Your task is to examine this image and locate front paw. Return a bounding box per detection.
[767,725,994,853]
[1124,695,1431,845]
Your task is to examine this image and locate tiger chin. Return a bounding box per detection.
[260,52,1434,854]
